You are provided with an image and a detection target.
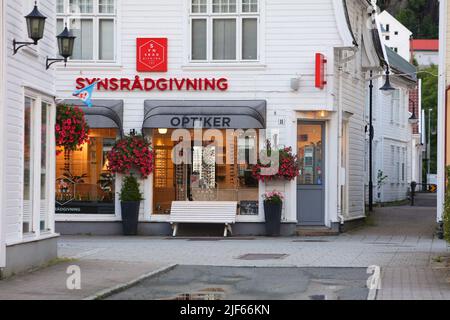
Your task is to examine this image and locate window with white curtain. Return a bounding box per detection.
[391,90,400,124]
[57,0,116,61]
[190,0,259,62]
[23,94,54,235]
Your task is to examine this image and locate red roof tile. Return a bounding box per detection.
[411,39,439,51]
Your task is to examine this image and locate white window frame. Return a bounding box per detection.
[188,0,261,64]
[391,89,400,125]
[22,89,56,239]
[57,0,118,63]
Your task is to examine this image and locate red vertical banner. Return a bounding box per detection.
[315,53,327,90]
[136,38,168,72]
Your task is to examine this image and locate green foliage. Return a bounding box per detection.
[119,175,143,202]
[419,65,438,178]
[379,0,439,39]
[443,167,450,242]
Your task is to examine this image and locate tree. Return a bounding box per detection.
[379,0,439,39]
[419,65,438,177]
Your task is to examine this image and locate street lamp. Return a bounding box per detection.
[46,25,76,69]
[379,67,396,95]
[13,1,47,55]
[368,66,397,212]
[408,110,419,125]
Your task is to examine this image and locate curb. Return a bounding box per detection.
[83,264,177,300]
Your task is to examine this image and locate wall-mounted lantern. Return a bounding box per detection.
[13,1,46,55]
[408,111,419,125]
[46,25,76,69]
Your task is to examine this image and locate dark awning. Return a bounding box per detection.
[143,100,267,129]
[61,99,124,136]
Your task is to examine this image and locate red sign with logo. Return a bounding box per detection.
[137,38,168,72]
[315,53,327,90]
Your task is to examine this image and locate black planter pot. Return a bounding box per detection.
[121,201,140,235]
[264,200,282,236]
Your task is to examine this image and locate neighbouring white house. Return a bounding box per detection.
[368,45,419,204]
[0,0,58,278]
[378,10,413,61]
[53,0,387,236]
[412,39,439,67]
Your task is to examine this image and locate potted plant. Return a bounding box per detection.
[107,133,155,235]
[262,191,284,236]
[119,175,143,236]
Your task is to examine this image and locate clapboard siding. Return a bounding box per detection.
[3,0,56,243]
[55,0,376,225]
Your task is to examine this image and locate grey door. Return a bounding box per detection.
[297,121,325,225]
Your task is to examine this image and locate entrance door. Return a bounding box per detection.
[297,121,325,225]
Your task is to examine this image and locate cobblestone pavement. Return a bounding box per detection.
[57,206,450,300]
[0,204,447,300]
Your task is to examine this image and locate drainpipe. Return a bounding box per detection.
[337,51,345,225]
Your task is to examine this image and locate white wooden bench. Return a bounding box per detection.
[169,201,238,237]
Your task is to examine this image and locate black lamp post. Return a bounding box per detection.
[368,66,397,212]
[46,25,76,69]
[13,1,47,54]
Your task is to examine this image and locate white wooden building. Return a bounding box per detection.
[369,47,419,204]
[53,0,388,236]
[0,0,58,278]
[378,10,413,61]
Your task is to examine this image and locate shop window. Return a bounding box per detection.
[23,97,33,233]
[55,129,118,215]
[149,129,259,215]
[40,102,52,231]
[190,0,259,62]
[57,0,116,62]
[23,95,54,234]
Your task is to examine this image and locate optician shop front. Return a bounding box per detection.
[55,91,304,236]
[55,39,331,236]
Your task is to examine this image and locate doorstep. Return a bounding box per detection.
[296,226,339,237]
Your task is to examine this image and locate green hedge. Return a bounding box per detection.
[444,167,450,242]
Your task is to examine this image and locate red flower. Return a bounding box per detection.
[107,134,155,179]
[55,104,90,155]
[252,145,300,182]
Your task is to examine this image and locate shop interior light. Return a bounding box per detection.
[318,110,328,118]
[158,128,168,135]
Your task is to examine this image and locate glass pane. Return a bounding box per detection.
[213,0,236,13]
[99,0,114,13]
[99,19,114,60]
[191,0,206,13]
[242,0,258,12]
[297,123,323,185]
[191,19,207,60]
[213,19,236,60]
[242,18,257,60]
[56,19,64,34]
[70,0,93,13]
[40,103,49,231]
[70,19,94,60]
[151,129,259,215]
[23,97,33,233]
[55,129,117,215]
[56,0,64,13]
